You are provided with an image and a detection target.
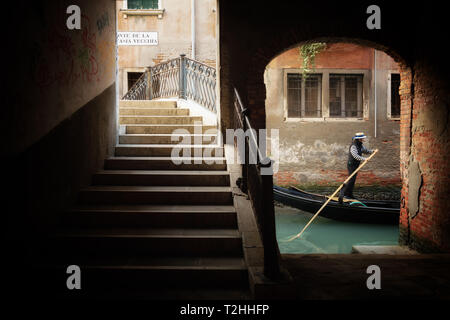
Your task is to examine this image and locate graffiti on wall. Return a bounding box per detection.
[31,11,114,89]
[96,11,110,35]
[78,15,99,82]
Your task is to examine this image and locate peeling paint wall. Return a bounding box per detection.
[408,159,422,219]
[266,44,401,186]
[402,60,450,252]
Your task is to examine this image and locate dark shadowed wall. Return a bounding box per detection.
[4,1,117,295]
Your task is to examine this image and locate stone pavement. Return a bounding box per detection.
[280,254,450,299]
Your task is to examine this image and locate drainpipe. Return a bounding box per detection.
[374,49,377,138]
[191,0,196,60]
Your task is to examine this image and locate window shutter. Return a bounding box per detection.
[128,0,158,9]
[287,74,302,118]
[329,74,363,118]
[142,0,159,9]
[390,74,401,118]
[128,0,142,9]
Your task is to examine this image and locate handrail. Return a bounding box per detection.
[232,87,281,279]
[122,54,216,113]
[233,89,268,165]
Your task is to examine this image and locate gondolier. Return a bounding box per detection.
[339,132,376,203]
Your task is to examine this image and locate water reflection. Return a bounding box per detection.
[276,206,399,254]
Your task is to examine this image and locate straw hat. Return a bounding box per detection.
[353,132,367,139]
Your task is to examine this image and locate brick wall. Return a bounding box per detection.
[398,65,413,247]
[400,61,450,252]
[274,170,401,187]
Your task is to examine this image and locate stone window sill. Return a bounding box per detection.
[121,9,165,19]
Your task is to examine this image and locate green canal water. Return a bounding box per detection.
[275,206,399,254]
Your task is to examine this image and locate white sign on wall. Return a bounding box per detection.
[117,32,158,46]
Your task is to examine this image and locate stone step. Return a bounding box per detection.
[119,100,177,108]
[114,144,223,157]
[104,157,227,171]
[119,108,189,116]
[78,186,233,205]
[64,205,237,228]
[92,170,230,186]
[119,134,218,145]
[35,257,249,294]
[46,228,242,257]
[120,116,202,125]
[33,279,252,300]
[125,124,217,134]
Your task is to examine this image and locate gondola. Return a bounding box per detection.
[273,185,400,224]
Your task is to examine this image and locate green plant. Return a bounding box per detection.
[299,42,327,80]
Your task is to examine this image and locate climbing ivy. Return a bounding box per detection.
[299,43,327,80]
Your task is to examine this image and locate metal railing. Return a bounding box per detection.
[122,54,216,113]
[150,57,181,100]
[185,57,217,112]
[232,87,281,280]
[122,72,148,100]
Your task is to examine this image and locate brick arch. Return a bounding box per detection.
[249,36,414,246]
[220,1,450,252]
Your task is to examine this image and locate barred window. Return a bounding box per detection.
[128,0,159,9]
[287,74,322,118]
[329,74,363,118]
[390,73,401,118]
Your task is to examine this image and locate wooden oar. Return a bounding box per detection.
[326,195,356,203]
[287,149,378,241]
[290,186,357,203]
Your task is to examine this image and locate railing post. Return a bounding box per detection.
[146,67,152,100]
[241,108,250,194]
[179,54,187,99]
[260,160,281,279]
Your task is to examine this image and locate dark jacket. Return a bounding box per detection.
[347,140,363,169]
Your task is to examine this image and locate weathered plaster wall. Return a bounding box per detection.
[265,44,400,186]
[117,0,217,96]
[5,0,116,157]
[5,0,117,249]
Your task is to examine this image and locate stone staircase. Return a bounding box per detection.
[39,100,250,300]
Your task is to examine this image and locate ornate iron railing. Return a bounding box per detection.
[122,72,148,100]
[150,57,181,99]
[232,87,281,280]
[122,54,216,113]
[185,58,217,113]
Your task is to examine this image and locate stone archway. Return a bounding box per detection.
[256,37,414,251]
[219,0,450,252]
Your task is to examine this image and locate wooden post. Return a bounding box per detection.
[261,160,280,279]
[241,107,249,194]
